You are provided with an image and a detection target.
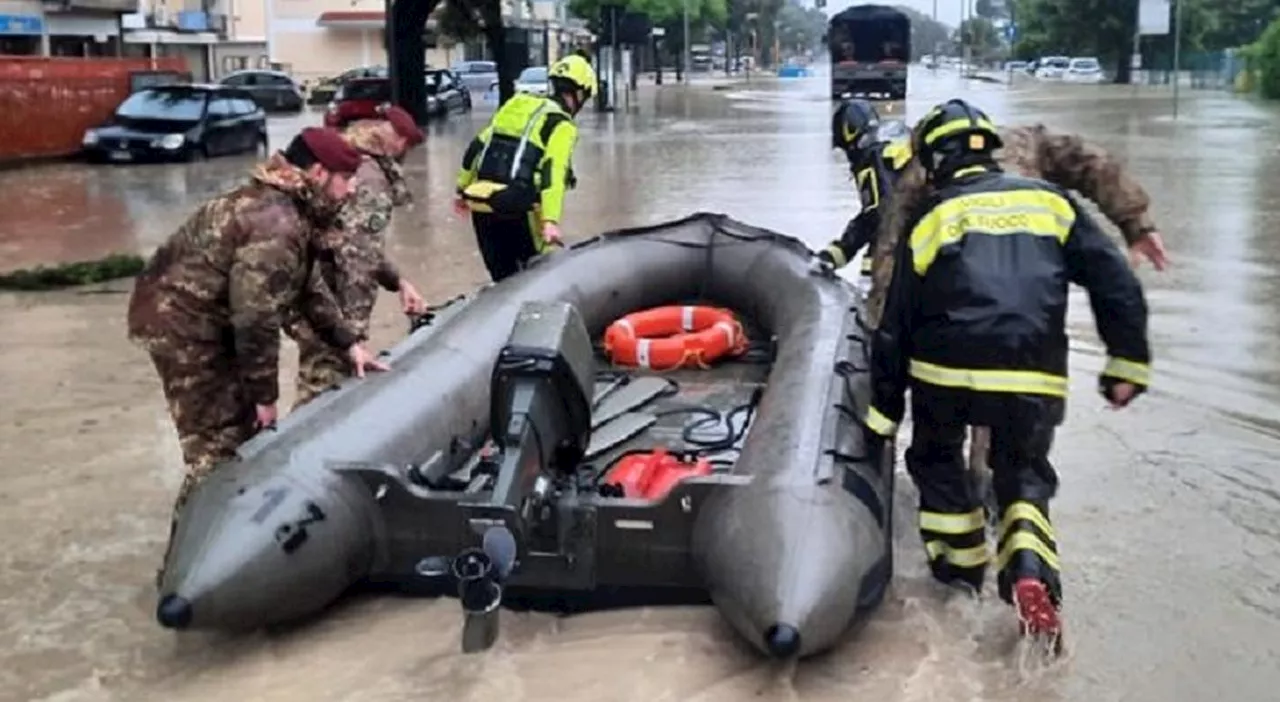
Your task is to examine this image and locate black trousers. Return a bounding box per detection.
[472,212,540,283]
[904,383,1065,605]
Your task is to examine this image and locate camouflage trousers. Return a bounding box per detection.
[146,339,256,516]
[287,275,378,408]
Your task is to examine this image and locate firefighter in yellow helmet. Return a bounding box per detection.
[815,97,913,288]
[863,99,1152,652]
[452,55,597,282]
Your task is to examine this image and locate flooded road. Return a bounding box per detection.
[1,69,1278,701]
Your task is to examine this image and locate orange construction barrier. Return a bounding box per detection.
[602,305,748,371]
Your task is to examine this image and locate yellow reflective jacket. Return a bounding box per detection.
[455,93,578,224]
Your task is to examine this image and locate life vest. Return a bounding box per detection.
[461,93,573,216]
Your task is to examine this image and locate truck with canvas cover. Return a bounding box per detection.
[827,4,910,100]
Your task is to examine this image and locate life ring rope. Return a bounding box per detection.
[602,305,748,371]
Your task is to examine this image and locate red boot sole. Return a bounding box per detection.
[1014,577,1064,653]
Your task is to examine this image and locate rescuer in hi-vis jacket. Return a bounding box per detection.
[815,97,913,288]
[453,54,597,282]
[862,100,1152,649]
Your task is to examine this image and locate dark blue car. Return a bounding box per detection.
[82,84,267,163]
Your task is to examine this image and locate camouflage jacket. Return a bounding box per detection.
[127,155,360,406]
[292,121,415,331]
[865,123,1159,326]
[332,152,411,293]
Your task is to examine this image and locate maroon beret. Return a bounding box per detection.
[297,126,362,175]
[381,105,425,146]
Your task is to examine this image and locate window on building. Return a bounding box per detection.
[0,36,39,56]
[222,56,249,74]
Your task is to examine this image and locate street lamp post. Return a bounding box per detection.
[266,0,276,66]
[682,0,690,84]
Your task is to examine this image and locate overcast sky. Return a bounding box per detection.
[825,0,963,29]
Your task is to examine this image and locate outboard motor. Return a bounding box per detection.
[485,300,595,515]
[453,300,595,652]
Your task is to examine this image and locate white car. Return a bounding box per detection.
[1063,57,1105,84]
[515,66,549,96]
[1034,56,1070,80]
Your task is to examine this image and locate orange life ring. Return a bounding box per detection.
[602,305,748,370]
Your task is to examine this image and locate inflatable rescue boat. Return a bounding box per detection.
[156,213,894,659]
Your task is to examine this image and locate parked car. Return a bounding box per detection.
[514,66,549,96]
[324,77,392,128]
[425,68,471,116]
[219,69,305,112]
[1034,56,1070,80]
[450,60,499,91]
[82,84,266,163]
[1063,57,1105,84]
[1004,60,1029,73]
[306,65,387,106]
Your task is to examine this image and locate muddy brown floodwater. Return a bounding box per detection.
[1,69,1278,702]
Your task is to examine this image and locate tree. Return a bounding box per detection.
[436,0,536,103]
[1202,0,1279,50]
[775,1,827,55]
[955,16,1003,60]
[888,5,953,60]
[567,0,727,79]
[974,0,1006,21]
[1008,0,1221,82]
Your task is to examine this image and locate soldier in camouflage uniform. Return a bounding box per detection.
[128,128,388,523]
[287,106,427,408]
[860,112,1170,500]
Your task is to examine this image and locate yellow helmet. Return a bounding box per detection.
[548,54,597,98]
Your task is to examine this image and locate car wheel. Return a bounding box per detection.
[186,144,208,162]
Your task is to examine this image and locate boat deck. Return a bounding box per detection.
[585,352,771,477]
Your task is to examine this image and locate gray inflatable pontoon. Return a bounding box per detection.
[157,212,894,659]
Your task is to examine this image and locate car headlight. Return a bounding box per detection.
[153,133,185,150]
[82,130,98,146]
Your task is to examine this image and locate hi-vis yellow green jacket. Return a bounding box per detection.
[456,92,578,224]
[863,167,1152,437]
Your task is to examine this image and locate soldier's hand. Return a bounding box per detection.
[255,404,278,430]
[397,280,427,315]
[347,343,391,378]
[1128,231,1169,271]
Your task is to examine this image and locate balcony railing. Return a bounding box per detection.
[146,10,228,35]
[46,0,139,12]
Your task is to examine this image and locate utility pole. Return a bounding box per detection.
[682,0,690,84]
[1172,0,1182,117]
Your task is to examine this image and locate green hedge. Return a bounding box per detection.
[1248,18,1280,99]
[0,253,145,291]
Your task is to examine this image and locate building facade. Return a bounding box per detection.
[0,0,587,83]
[0,0,138,57]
